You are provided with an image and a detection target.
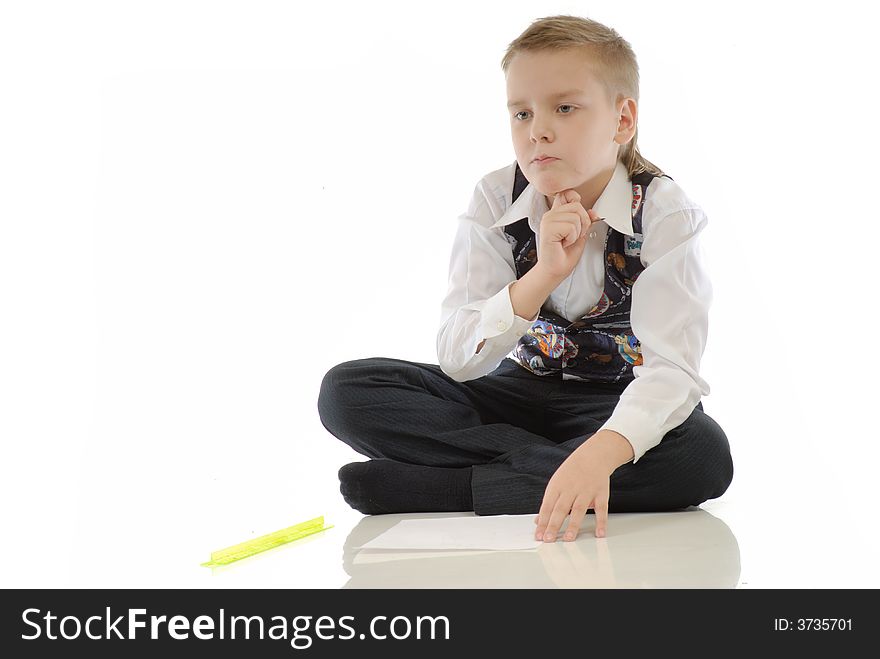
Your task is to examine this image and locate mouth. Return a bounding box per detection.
[533,157,559,165]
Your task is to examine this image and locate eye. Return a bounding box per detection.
[513,105,576,120]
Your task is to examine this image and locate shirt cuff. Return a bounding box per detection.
[597,406,662,465]
[479,281,538,340]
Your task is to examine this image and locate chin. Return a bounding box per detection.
[532,175,565,192]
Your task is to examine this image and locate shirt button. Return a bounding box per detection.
[589,231,597,239]
[496,321,507,331]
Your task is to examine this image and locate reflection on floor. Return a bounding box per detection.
[340,508,740,589]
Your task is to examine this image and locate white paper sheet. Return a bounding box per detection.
[352,549,497,565]
[355,514,542,551]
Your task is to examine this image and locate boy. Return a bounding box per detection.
[318,15,733,542]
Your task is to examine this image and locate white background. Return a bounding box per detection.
[1,0,878,587]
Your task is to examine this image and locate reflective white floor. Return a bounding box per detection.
[195,498,880,590]
[336,507,742,589]
[193,496,880,589]
[5,435,880,589]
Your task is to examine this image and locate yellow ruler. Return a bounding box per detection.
[201,515,333,567]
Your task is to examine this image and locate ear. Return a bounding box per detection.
[615,98,638,146]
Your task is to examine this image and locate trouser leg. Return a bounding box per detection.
[472,381,735,515]
[605,404,734,512]
[469,387,617,515]
[317,356,558,468]
[317,357,733,516]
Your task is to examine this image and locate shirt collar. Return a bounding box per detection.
[490,159,635,236]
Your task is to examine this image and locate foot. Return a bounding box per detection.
[338,460,474,514]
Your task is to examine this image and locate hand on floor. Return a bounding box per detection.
[533,440,616,541]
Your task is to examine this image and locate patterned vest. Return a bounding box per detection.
[503,162,672,383]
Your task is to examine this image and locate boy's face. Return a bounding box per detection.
[505,48,636,207]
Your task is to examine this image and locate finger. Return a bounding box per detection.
[535,490,559,540]
[564,222,579,248]
[547,212,585,244]
[563,497,590,541]
[543,497,574,542]
[553,189,580,207]
[594,494,610,538]
[562,189,580,205]
[578,212,590,243]
[553,207,588,242]
[560,202,590,239]
[559,189,579,204]
[549,215,581,248]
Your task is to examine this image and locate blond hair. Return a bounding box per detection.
[501,14,664,179]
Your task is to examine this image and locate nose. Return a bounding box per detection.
[529,114,553,143]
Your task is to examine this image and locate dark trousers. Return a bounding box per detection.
[317,356,734,516]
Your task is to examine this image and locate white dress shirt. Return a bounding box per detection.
[436,159,713,464]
